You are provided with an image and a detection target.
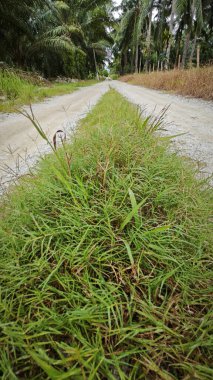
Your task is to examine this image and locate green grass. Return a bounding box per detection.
[0,90,213,379]
[0,69,98,112]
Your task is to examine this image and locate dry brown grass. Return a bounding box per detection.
[120,66,213,100]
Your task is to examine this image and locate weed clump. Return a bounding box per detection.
[0,90,212,379]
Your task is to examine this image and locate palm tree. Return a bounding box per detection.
[175,0,203,67]
[115,6,136,73]
[116,0,153,73]
[165,0,176,69]
[80,3,113,77]
[143,0,154,71]
[0,0,113,78]
[0,0,47,65]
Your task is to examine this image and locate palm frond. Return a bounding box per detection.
[193,0,203,29]
[54,1,70,12]
[29,36,75,54]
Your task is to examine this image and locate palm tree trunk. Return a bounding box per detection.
[165,0,176,69]
[131,52,134,73]
[93,48,99,80]
[121,53,125,75]
[189,35,197,68]
[181,30,191,68]
[175,20,184,67]
[133,7,139,74]
[135,43,139,73]
[197,44,200,68]
[124,51,128,73]
[139,49,142,72]
[144,7,153,72]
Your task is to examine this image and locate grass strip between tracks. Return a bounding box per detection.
[0,89,212,379]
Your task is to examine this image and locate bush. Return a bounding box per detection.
[110,73,119,80]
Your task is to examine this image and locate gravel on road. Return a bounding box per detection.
[112,80,213,184]
[0,82,110,193]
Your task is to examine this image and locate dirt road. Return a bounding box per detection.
[0,82,109,192]
[112,81,213,183]
[0,81,213,192]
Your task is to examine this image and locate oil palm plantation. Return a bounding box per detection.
[113,0,212,73]
[175,0,203,67]
[0,0,113,78]
[115,0,153,73]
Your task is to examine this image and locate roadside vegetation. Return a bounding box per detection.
[0,69,98,112]
[120,66,213,100]
[0,90,212,379]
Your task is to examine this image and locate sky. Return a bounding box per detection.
[113,0,122,19]
[114,0,122,5]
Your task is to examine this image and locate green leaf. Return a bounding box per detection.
[123,239,134,265]
[27,350,61,379]
[143,225,171,236]
[128,188,141,227]
[120,192,146,231]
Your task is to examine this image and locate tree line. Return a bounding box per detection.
[113,0,213,74]
[0,0,113,78]
[0,1,212,79]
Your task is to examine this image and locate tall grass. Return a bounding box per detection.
[0,69,35,102]
[0,90,212,379]
[0,69,98,112]
[120,66,213,100]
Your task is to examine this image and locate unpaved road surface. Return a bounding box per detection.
[0,82,109,192]
[0,81,213,192]
[112,81,213,183]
